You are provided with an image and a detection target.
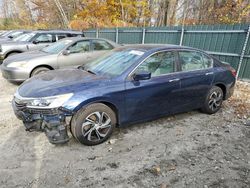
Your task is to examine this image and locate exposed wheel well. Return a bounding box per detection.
[215,83,226,100]
[30,65,54,77]
[5,51,22,58]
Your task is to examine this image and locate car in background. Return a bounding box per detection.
[1,37,119,82]
[0,30,84,61]
[12,44,236,145]
[0,30,14,38]
[0,30,7,35]
[0,30,30,42]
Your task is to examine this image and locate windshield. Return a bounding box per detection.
[41,39,73,54]
[85,49,145,77]
[13,33,36,42]
[9,31,24,39]
[0,31,12,37]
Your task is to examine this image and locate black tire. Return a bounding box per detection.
[201,86,224,114]
[71,103,116,146]
[31,67,50,77]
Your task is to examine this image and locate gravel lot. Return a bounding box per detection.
[0,74,249,188]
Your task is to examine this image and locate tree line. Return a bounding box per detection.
[1,0,250,30]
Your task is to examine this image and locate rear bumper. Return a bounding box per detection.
[1,65,30,82]
[12,99,72,144]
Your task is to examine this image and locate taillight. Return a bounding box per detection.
[229,67,237,77]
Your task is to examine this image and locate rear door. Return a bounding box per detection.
[57,40,91,69]
[124,50,183,123]
[177,50,214,110]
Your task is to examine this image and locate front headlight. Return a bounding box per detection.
[7,61,28,68]
[26,93,73,109]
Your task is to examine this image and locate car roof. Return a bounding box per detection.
[114,44,199,52]
[32,30,83,34]
[60,37,110,41]
[59,37,120,46]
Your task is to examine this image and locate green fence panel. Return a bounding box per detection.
[83,30,96,38]
[117,27,142,44]
[238,58,250,79]
[182,24,247,54]
[144,26,181,45]
[99,29,116,41]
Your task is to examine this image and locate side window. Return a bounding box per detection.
[34,34,53,43]
[57,34,67,40]
[135,51,176,77]
[67,40,90,53]
[68,34,80,37]
[92,40,113,50]
[179,51,209,71]
[202,54,213,68]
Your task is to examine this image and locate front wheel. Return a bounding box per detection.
[6,52,20,58]
[71,103,116,146]
[31,67,50,77]
[201,86,224,114]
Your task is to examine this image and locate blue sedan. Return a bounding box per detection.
[12,44,236,145]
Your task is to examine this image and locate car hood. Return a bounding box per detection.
[3,50,49,65]
[18,69,107,98]
[0,38,11,42]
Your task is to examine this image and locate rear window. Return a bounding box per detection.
[57,34,67,40]
[92,40,113,50]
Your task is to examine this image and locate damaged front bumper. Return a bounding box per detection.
[12,100,73,144]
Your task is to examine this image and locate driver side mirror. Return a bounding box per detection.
[32,40,39,44]
[62,50,70,56]
[133,71,151,81]
[77,66,84,70]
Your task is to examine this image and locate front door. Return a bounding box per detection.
[124,50,182,123]
[28,33,55,51]
[57,40,92,69]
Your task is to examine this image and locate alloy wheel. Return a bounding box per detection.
[208,91,223,111]
[81,111,112,142]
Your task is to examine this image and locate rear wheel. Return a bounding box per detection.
[31,67,50,77]
[71,103,116,146]
[201,86,224,114]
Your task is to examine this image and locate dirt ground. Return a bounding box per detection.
[0,74,249,188]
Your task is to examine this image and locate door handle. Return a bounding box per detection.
[169,78,180,82]
[205,72,214,75]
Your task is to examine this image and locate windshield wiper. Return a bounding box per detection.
[77,66,96,75]
[87,69,96,75]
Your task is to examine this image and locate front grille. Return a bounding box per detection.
[27,108,59,115]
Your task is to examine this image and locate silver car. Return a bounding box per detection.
[1,37,119,82]
[0,30,84,61]
[0,30,30,43]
